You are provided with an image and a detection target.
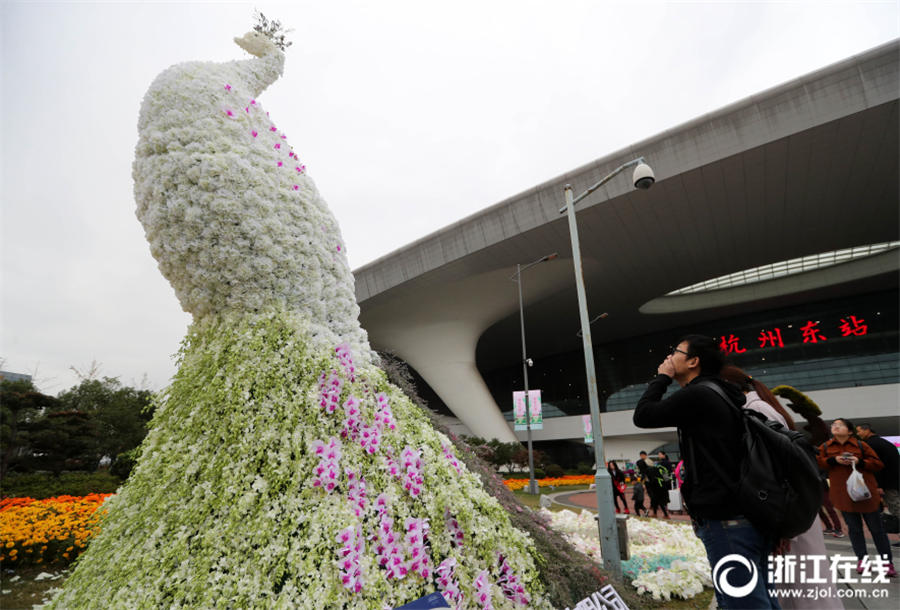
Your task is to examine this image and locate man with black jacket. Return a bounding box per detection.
[633,335,780,609]
[857,424,900,527]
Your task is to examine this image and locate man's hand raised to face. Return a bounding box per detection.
[658,356,676,378]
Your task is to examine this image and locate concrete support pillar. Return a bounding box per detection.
[360,266,572,442]
[382,321,516,441]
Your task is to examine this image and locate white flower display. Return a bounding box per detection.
[132,28,373,362]
[540,509,712,602]
[51,30,552,609]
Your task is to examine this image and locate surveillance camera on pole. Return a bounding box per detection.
[558,155,655,581]
[633,162,655,190]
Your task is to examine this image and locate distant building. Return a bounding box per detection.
[355,41,899,465]
[0,370,33,384]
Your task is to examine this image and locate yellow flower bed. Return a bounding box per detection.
[0,493,112,566]
[503,474,594,491]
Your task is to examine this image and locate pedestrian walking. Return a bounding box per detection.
[632,476,647,516]
[856,423,900,520]
[607,460,629,514]
[635,451,650,480]
[657,451,674,489]
[643,457,670,518]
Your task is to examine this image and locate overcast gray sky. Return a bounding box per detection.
[1,1,897,394]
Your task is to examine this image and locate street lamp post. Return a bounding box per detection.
[560,157,655,580]
[512,253,557,495]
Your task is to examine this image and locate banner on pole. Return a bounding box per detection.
[513,392,527,430]
[582,415,592,443]
[528,389,542,430]
[512,390,543,431]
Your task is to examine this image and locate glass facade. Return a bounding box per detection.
[667,243,899,295]
[478,289,899,420]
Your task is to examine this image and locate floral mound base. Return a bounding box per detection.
[540,509,712,602]
[50,312,549,608]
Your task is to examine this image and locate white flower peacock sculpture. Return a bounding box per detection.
[51,23,550,609]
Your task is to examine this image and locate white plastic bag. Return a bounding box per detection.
[847,464,871,502]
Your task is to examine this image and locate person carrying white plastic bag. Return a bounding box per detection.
[818,417,895,577]
[847,463,872,502]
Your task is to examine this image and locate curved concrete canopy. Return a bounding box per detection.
[639,248,900,314]
[355,40,900,440]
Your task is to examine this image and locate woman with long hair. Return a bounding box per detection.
[607,460,629,514]
[818,417,895,577]
[721,366,845,607]
[720,365,796,430]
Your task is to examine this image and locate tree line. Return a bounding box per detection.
[1,377,154,481]
[1,373,574,485]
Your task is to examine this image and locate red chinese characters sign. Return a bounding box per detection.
[719,315,869,354]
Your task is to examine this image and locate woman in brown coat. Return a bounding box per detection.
[817,417,895,576]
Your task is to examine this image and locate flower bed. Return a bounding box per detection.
[540,509,712,601]
[0,494,112,566]
[503,475,594,491]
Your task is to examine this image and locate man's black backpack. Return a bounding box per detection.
[691,380,821,539]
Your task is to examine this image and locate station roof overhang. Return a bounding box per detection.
[354,40,899,371]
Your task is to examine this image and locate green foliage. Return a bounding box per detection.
[487,439,519,469]
[24,411,101,475]
[512,446,546,472]
[51,311,551,608]
[56,377,154,460]
[110,447,141,480]
[544,463,565,478]
[2,377,152,480]
[576,461,595,475]
[377,360,648,609]
[417,421,633,608]
[1,379,59,479]
[460,436,523,471]
[0,471,121,499]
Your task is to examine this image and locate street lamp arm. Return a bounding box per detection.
[510,252,559,280]
[511,251,558,496]
[558,157,646,213]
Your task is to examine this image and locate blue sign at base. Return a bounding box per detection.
[394,591,451,609]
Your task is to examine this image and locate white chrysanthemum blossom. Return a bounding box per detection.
[540,508,712,602]
[52,30,553,609]
[133,30,374,363]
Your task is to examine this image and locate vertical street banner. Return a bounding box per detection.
[513,391,527,430]
[528,389,542,430]
[512,390,543,431]
[582,415,592,443]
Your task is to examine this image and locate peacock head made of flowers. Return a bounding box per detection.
[133,23,374,363]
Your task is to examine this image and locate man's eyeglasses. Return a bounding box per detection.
[671,347,689,357]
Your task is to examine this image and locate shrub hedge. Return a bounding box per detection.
[1,472,122,499]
